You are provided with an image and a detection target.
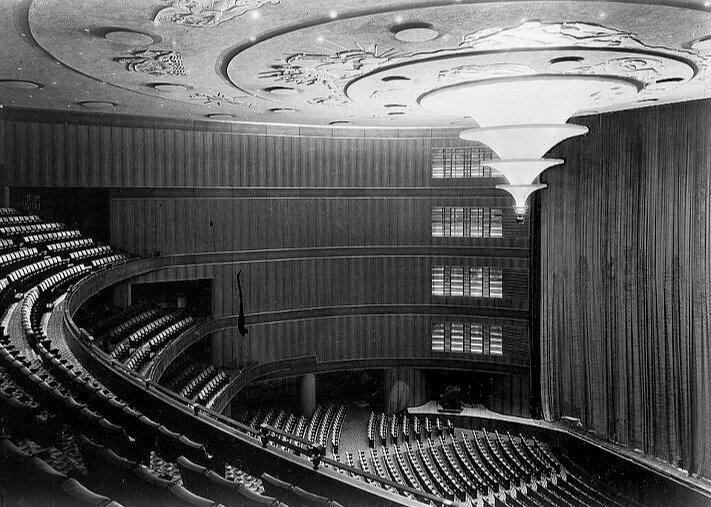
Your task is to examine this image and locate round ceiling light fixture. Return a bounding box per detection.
[0,79,43,89]
[77,100,117,109]
[103,28,157,46]
[262,86,300,95]
[150,83,190,92]
[391,22,439,43]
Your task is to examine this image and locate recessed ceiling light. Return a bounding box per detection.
[392,22,439,42]
[268,107,296,113]
[262,86,300,95]
[705,1,711,7]
[251,10,260,19]
[394,15,404,23]
[381,75,411,83]
[329,11,338,19]
[103,29,156,46]
[150,83,189,92]
[549,56,584,65]
[654,77,684,84]
[77,100,116,109]
[206,113,237,120]
[0,79,43,89]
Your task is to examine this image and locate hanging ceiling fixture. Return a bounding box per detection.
[421,74,640,220]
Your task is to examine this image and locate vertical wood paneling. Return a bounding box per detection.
[1,120,437,188]
[540,99,711,478]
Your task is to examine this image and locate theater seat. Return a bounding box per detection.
[60,478,120,506]
[168,483,223,507]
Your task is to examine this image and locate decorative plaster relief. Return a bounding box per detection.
[573,56,665,85]
[438,63,536,81]
[154,0,280,28]
[190,91,251,107]
[460,21,640,50]
[260,45,398,107]
[114,49,186,76]
[262,46,397,88]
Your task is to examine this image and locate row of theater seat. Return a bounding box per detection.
[0,213,40,225]
[241,404,347,457]
[368,412,456,448]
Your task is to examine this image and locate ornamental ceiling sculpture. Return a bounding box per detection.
[154,0,281,28]
[22,0,711,126]
[114,50,186,76]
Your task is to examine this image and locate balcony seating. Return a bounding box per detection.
[0,237,17,253]
[90,253,130,268]
[69,245,114,263]
[0,247,43,277]
[46,238,95,254]
[22,229,83,246]
[0,221,65,237]
[105,307,164,343]
[0,213,41,225]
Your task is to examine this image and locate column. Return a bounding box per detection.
[384,368,428,414]
[299,373,316,418]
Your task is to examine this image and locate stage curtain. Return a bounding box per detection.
[540,99,711,479]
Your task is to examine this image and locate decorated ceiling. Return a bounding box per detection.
[1,0,710,127]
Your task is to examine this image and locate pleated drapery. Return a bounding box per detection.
[539,99,711,478]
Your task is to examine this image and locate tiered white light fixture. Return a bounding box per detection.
[421,74,639,220]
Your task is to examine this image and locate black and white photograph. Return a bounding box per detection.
[0,0,710,505]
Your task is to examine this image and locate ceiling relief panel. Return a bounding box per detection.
[24,1,711,126]
[154,0,281,28]
[114,49,187,76]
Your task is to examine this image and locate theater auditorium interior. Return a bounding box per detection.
[0,1,710,506]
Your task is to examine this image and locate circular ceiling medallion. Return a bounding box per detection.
[104,29,156,46]
[150,83,190,92]
[419,75,640,126]
[392,23,439,43]
[206,113,237,120]
[268,107,297,113]
[263,86,300,95]
[0,79,43,89]
[77,100,116,109]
